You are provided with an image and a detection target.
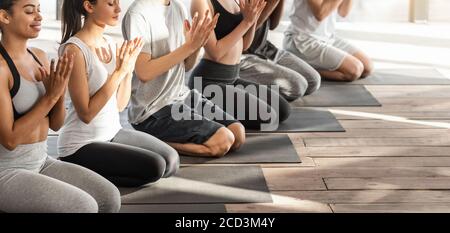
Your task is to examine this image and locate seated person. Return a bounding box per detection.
[189,0,291,131]
[240,0,321,101]
[122,0,246,158]
[283,0,373,82]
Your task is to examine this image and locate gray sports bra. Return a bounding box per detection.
[0,43,45,120]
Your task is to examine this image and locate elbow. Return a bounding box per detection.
[209,53,224,61]
[50,125,63,132]
[242,43,252,52]
[1,139,18,151]
[78,113,94,125]
[135,70,154,84]
[314,14,326,22]
[313,11,328,22]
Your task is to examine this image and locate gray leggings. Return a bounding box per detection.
[240,49,321,101]
[61,128,180,187]
[0,157,120,213]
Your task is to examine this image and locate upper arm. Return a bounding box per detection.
[122,11,152,54]
[307,0,323,13]
[62,44,91,115]
[0,68,14,143]
[123,11,154,78]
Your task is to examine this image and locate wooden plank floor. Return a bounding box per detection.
[226,85,450,213]
[47,84,450,213]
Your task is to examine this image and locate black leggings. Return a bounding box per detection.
[189,59,291,130]
[61,129,179,187]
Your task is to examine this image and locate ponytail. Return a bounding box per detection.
[61,0,97,43]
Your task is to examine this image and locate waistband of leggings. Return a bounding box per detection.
[191,59,240,82]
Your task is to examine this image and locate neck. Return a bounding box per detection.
[79,17,106,46]
[160,0,170,6]
[0,33,28,57]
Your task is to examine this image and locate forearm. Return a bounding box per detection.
[256,0,280,29]
[136,44,195,82]
[184,49,201,71]
[269,0,284,29]
[243,23,257,51]
[116,73,132,112]
[308,0,343,21]
[7,96,58,147]
[338,0,353,18]
[79,71,123,123]
[206,20,253,60]
[48,95,66,131]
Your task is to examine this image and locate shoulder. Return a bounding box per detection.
[28,47,49,64]
[0,57,11,88]
[173,0,189,16]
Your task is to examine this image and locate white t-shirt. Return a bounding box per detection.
[57,36,122,157]
[122,0,190,125]
[286,0,337,42]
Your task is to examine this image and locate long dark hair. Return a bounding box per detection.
[61,0,97,43]
[0,0,17,12]
[0,0,18,33]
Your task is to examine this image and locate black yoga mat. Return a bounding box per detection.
[121,166,272,204]
[120,204,227,213]
[248,108,345,133]
[323,68,450,85]
[291,85,381,107]
[181,134,300,164]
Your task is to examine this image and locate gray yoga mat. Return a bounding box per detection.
[181,134,301,164]
[248,108,345,133]
[291,85,381,107]
[324,68,450,85]
[120,204,227,213]
[121,166,272,204]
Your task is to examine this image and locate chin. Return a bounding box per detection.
[109,20,119,26]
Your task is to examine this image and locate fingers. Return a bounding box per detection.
[239,0,246,10]
[257,0,266,13]
[207,13,220,31]
[57,54,68,78]
[190,11,200,33]
[184,19,191,34]
[62,53,75,79]
[50,58,56,79]
[37,67,47,82]
[119,40,127,61]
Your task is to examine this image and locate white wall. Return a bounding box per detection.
[42,0,450,22]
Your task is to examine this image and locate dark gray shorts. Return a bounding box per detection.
[133,90,239,145]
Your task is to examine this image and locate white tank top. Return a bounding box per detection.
[285,0,337,42]
[57,36,122,157]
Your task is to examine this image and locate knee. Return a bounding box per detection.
[283,73,308,101]
[227,123,246,151]
[70,192,99,213]
[362,60,374,78]
[95,183,121,213]
[161,147,180,178]
[207,128,235,157]
[344,60,364,82]
[136,156,167,185]
[304,71,321,95]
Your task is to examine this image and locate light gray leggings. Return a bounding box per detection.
[0,157,121,213]
[240,49,321,101]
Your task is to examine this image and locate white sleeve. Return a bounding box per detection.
[122,12,152,55]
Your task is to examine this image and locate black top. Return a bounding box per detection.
[0,43,44,120]
[211,0,243,40]
[246,19,279,60]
